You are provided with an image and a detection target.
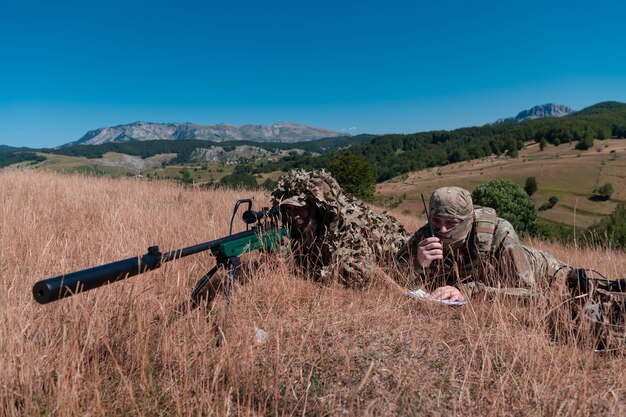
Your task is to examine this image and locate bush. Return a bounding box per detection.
[593,183,614,200]
[524,177,538,196]
[535,219,578,243]
[261,178,278,191]
[586,203,626,249]
[219,173,258,189]
[472,179,537,236]
[539,196,559,211]
[329,152,376,199]
[575,136,594,150]
[179,168,193,184]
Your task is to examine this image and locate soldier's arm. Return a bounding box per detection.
[394,226,432,287]
[396,226,430,267]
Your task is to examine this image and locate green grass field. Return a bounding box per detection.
[28,151,286,187]
[377,139,626,228]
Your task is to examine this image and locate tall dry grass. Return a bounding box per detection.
[1,169,625,416]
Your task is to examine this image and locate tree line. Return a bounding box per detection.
[255,101,626,181]
[0,152,46,168]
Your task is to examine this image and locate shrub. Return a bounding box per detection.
[261,178,278,191]
[524,177,538,196]
[593,183,614,201]
[179,168,194,184]
[586,203,626,249]
[472,179,537,236]
[575,136,594,150]
[539,196,559,211]
[535,219,578,243]
[329,152,376,199]
[219,173,258,189]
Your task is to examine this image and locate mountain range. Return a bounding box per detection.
[70,104,574,147]
[494,103,573,124]
[69,121,344,146]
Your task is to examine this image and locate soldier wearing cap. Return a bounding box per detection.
[273,169,408,288]
[397,186,570,302]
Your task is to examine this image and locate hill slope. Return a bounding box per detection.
[377,139,626,229]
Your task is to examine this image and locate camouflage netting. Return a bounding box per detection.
[271,169,343,217]
[272,169,408,288]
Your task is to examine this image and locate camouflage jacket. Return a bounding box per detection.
[272,169,408,288]
[320,197,408,287]
[397,207,565,289]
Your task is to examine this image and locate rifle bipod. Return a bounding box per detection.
[191,256,241,345]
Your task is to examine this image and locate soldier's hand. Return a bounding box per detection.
[417,237,443,268]
[430,286,465,302]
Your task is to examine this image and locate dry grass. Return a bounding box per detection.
[1,169,625,416]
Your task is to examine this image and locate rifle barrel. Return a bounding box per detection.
[32,228,260,304]
[33,256,150,304]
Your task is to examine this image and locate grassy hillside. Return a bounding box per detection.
[377,139,626,229]
[6,136,625,231]
[254,101,626,181]
[1,170,625,416]
[19,150,285,187]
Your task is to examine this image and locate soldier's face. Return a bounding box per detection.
[282,205,312,230]
[431,216,461,233]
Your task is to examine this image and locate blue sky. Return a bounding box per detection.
[1,0,625,148]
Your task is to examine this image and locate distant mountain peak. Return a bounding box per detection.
[494,103,573,124]
[68,121,345,146]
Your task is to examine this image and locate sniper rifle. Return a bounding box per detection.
[33,199,287,305]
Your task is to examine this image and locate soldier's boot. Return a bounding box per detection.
[547,267,584,346]
[576,270,626,352]
[551,268,626,351]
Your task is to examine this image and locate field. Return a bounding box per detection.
[377,139,626,229]
[27,151,283,187]
[24,138,626,229]
[1,169,625,416]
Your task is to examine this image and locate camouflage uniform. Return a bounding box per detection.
[272,169,408,288]
[550,269,626,351]
[397,187,569,293]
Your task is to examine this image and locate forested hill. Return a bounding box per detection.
[0,145,36,153]
[41,134,374,161]
[256,101,626,181]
